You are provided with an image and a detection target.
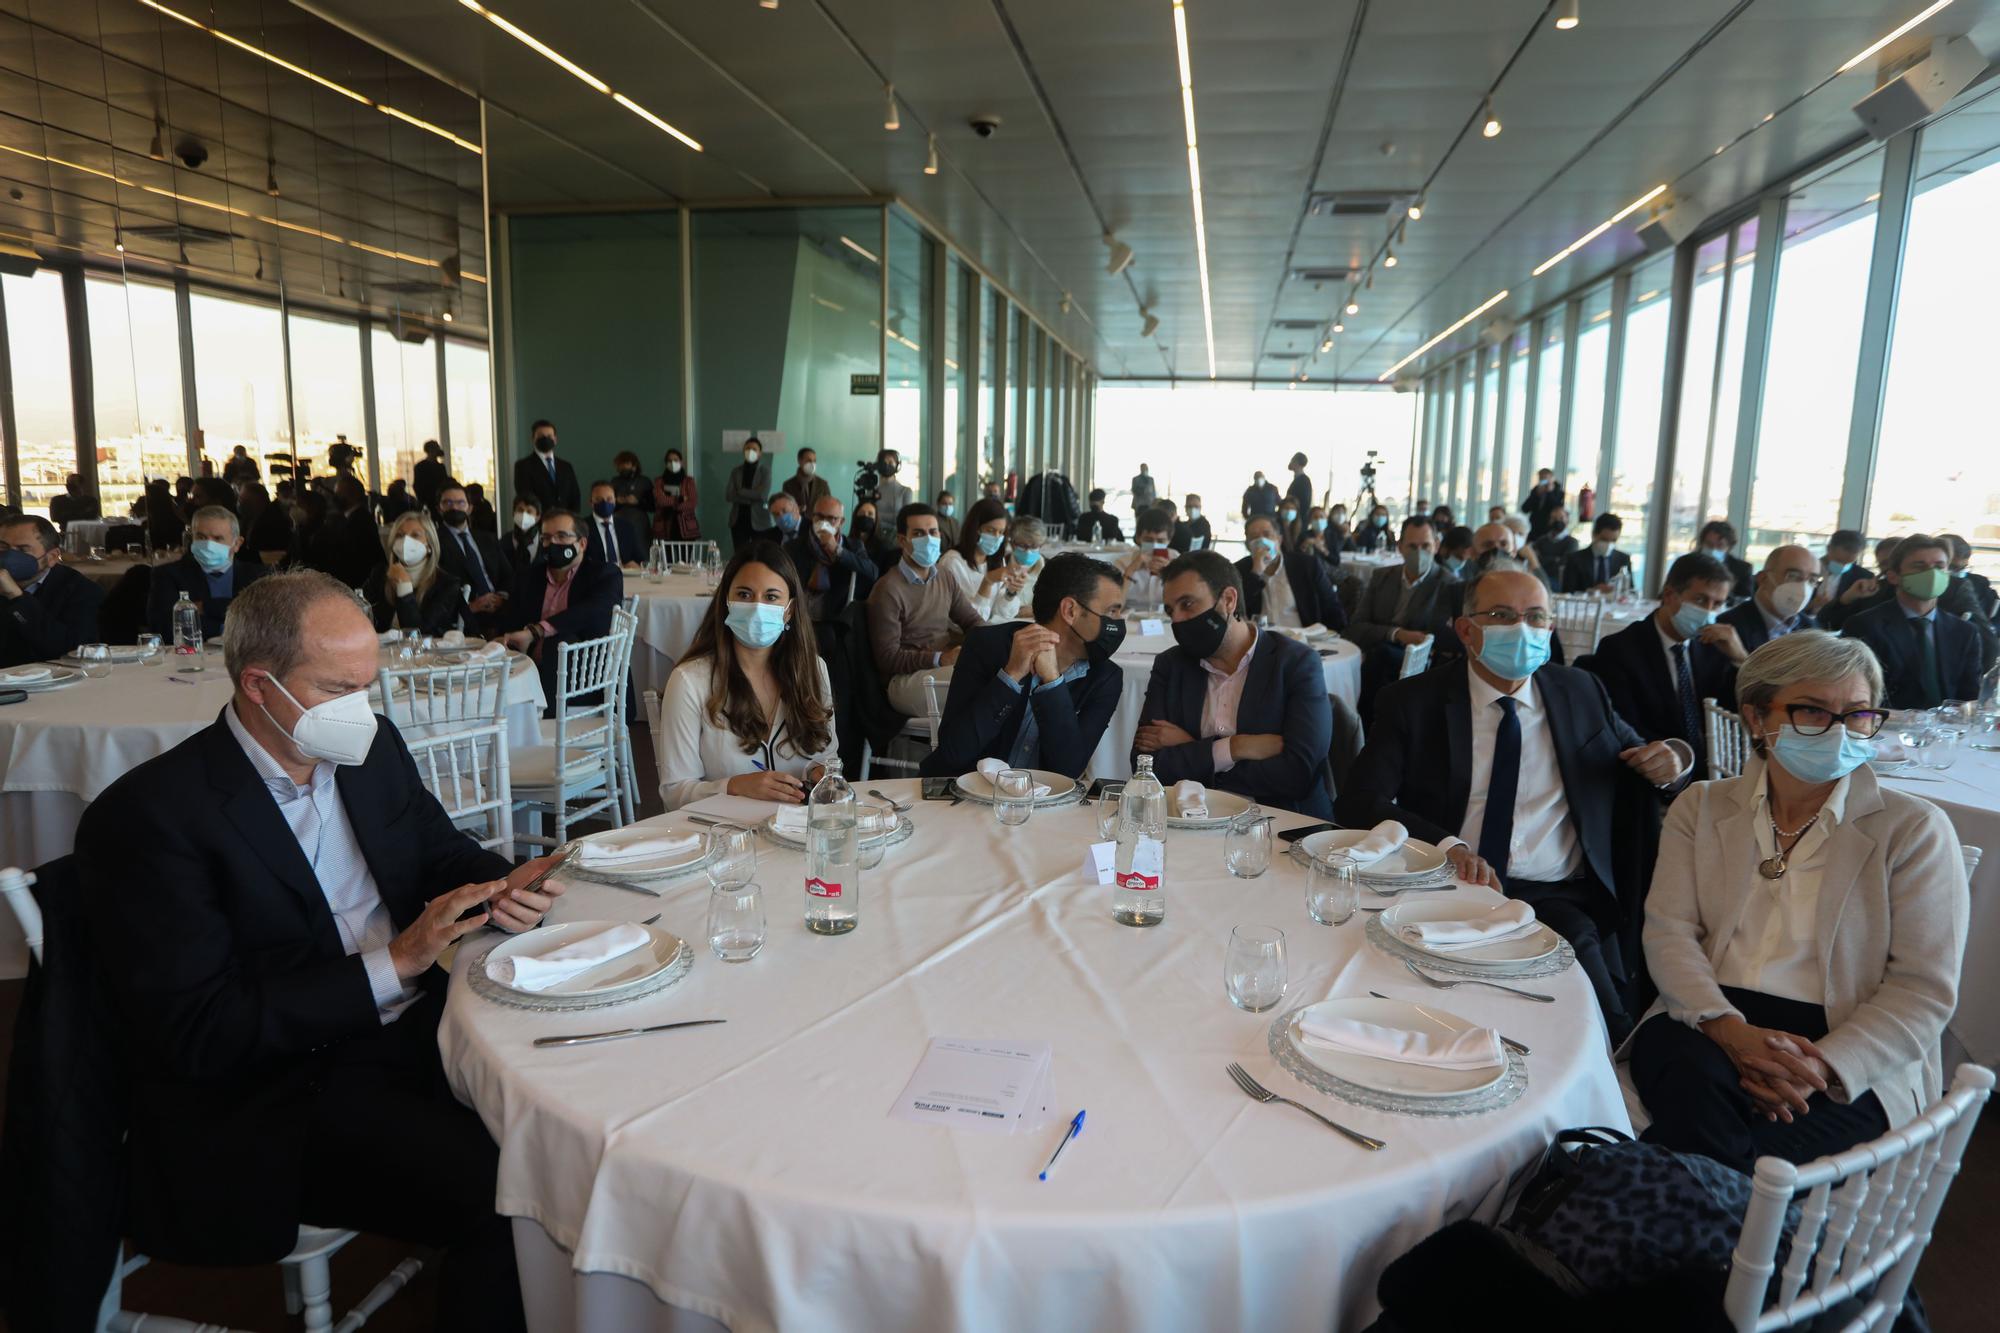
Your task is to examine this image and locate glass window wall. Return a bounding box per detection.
[288,312,365,491]
[371,329,439,493]
[884,211,933,501]
[188,291,290,483]
[1564,286,1612,516]
[1609,253,1675,590]
[444,340,497,497]
[4,271,76,517]
[86,275,184,519]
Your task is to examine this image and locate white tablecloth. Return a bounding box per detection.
[1088,629,1361,781]
[629,574,715,696]
[62,519,113,550]
[71,553,168,589]
[441,782,1627,1333]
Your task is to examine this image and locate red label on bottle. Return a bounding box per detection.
[806,877,843,899]
[1117,871,1160,891]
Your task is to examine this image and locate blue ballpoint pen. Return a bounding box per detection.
[1038,1110,1086,1181]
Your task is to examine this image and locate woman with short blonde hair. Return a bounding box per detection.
[364,509,465,636]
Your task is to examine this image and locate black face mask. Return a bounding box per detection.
[535,437,556,455]
[1172,604,1231,659]
[543,541,579,569]
[854,516,877,535]
[442,509,468,528]
[1081,606,1126,664]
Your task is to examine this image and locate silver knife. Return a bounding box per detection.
[1367,991,1531,1056]
[533,1018,726,1048]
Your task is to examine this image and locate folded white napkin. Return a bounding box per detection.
[1871,737,1908,763]
[468,641,507,662]
[772,803,811,832]
[1302,622,1332,639]
[573,829,701,868]
[488,923,650,991]
[377,631,403,646]
[1397,900,1540,951]
[1342,820,1409,867]
[1298,1013,1505,1071]
[0,666,52,684]
[1174,780,1209,819]
[975,758,1051,796]
[439,630,468,647]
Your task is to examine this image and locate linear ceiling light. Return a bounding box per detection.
[1171,0,1217,378]
[611,92,703,151]
[460,2,701,150]
[840,234,879,264]
[1839,0,1957,74]
[1529,183,1667,277]
[1377,289,1511,382]
[137,0,481,154]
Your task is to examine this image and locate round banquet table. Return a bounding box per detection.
[72,551,171,589]
[440,780,1629,1333]
[628,572,715,696]
[1089,626,1361,781]
[0,647,548,975]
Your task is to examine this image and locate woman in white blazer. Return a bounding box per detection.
[1635,630,1968,1173]
[657,539,839,811]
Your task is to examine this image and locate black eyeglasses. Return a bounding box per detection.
[1468,607,1555,630]
[1780,704,1888,738]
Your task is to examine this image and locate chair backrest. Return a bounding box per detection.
[1399,635,1433,678]
[1962,844,1982,885]
[922,673,947,747]
[1326,692,1366,798]
[1552,594,1606,654]
[1705,697,1750,779]
[550,627,626,757]
[377,656,514,851]
[1,864,43,965]
[1723,1062,1995,1332]
[658,540,706,567]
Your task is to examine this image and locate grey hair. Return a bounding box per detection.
[1501,515,1529,538]
[189,504,240,540]
[1463,554,1530,609]
[1736,629,1884,720]
[1008,514,1046,546]
[223,570,370,686]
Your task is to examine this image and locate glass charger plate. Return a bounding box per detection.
[562,841,718,890]
[1366,910,1578,980]
[951,782,1083,810]
[464,934,692,1012]
[1267,1002,1527,1118]
[760,812,915,852]
[1286,844,1460,892]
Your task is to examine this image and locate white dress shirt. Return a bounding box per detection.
[1199,628,1259,774]
[1449,671,1584,883]
[1711,777,1843,1007]
[224,701,414,1023]
[597,515,623,565]
[656,656,841,810]
[1253,555,1301,627]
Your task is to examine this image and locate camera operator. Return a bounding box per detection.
[872,449,912,530]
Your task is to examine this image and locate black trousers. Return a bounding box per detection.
[1631,986,1889,1175]
[298,989,524,1333]
[1506,876,1633,1046]
[1358,641,1409,723]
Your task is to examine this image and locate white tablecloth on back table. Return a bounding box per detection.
[1087,628,1361,781]
[629,574,715,696]
[442,781,1626,1333]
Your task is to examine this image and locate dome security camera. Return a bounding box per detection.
[968,114,1002,139]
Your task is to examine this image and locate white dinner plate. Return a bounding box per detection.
[59,645,151,665]
[1285,997,1506,1098]
[1381,896,1562,965]
[430,636,490,654]
[1,665,84,691]
[568,832,709,881]
[1167,788,1252,829]
[1299,829,1448,879]
[483,920,683,999]
[954,769,1078,804]
[1869,757,1912,774]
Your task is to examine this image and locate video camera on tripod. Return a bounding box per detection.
[852,459,884,505]
[1353,449,1380,517]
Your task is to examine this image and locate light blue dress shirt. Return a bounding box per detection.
[994,657,1091,769]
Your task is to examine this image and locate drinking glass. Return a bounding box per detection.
[707,882,766,962]
[1224,811,1272,879]
[1938,700,1976,726]
[77,643,113,679]
[1970,708,2000,752]
[856,802,894,870]
[88,544,105,562]
[135,632,164,666]
[1305,855,1358,925]
[705,823,758,890]
[1923,726,1961,772]
[994,768,1034,827]
[1094,782,1126,841]
[1224,925,1288,1013]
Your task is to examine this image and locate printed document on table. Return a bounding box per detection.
[891,1038,1054,1135]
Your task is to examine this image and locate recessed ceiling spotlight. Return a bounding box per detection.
[1555,0,1579,30]
[924,134,938,175]
[1345,300,1359,315]
[442,309,454,322]
[1332,321,1345,333]
[884,84,900,132]
[1481,96,1502,138]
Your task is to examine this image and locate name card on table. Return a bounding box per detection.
[1082,841,1117,885]
[890,1038,1054,1135]
[1139,618,1167,637]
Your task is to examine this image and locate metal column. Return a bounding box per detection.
[1595,269,1632,515]
[1838,128,1920,534]
[1726,194,1789,539]
[1646,237,1700,595]
[1552,299,1582,486]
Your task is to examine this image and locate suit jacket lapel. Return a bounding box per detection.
[1444,666,1472,828]
[1816,770,1883,968]
[201,716,337,934]
[1176,648,1205,735]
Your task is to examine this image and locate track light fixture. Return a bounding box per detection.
[442,309,454,322]
[1407,195,1424,221]
[149,113,164,160]
[114,226,124,253]
[923,135,938,175]
[1555,0,1579,30]
[1365,269,1374,290]
[1320,338,1333,353]
[1140,309,1160,339]
[884,85,900,132]
[1384,248,1398,268]
[1481,96,1502,138]
[1345,300,1359,316]
[265,156,279,197]
[1332,321,1345,333]
[1060,292,1072,314]
[1104,233,1135,275]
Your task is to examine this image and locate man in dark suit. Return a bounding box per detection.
[48,472,100,530]
[1808,529,1871,625]
[318,474,381,589]
[1841,533,1985,709]
[1171,494,1213,553]
[1241,470,1280,522]
[1235,514,1346,631]
[1521,468,1565,540]
[923,553,1126,779]
[496,508,624,708]
[1695,520,1755,603]
[412,439,450,512]
[146,504,268,640]
[1714,543,1821,659]
[0,513,103,665]
[1336,569,1690,1042]
[1132,550,1333,818]
[511,418,582,516]
[1531,505,1578,574]
[77,571,562,1329]
[1074,489,1124,544]
[1819,535,1902,632]
[584,480,647,568]
[1581,553,1737,777]
[1346,516,1457,717]
[435,483,511,629]
[788,493,878,622]
[1945,532,1999,621]
[1560,513,1633,594]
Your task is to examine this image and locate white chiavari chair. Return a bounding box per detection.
[510,629,624,852]
[1705,697,1751,779]
[860,675,944,778]
[659,540,707,567]
[608,603,642,824]
[1553,594,1606,658]
[377,655,513,852]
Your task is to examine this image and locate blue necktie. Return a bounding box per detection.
[455,530,491,597]
[1477,696,1520,881]
[1672,640,1703,768]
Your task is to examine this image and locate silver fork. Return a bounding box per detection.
[1225,1062,1385,1150]
[1403,958,1554,1002]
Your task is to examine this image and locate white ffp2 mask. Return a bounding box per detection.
[259,674,378,767]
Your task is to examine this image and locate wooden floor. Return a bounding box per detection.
[1,724,1992,1330]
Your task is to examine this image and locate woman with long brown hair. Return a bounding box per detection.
[656,540,838,810]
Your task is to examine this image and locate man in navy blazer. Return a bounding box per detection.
[1234,514,1346,631]
[1559,513,1634,594]
[1841,533,1984,709]
[1335,570,1690,1041]
[1133,550,1333,819]
[495,508,624,709]
[1580,553,1737,777]
[923,553,1126,779]
[0,513,103,666]
[77,571,562,1327]
[786,492,879,622]
[1714,543,1821,659]
[145,504,269,640]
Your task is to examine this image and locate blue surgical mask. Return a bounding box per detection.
[909,534,942,568]
[776,511,801,535]
[1824,559,1851,578]
[1476,624,1553,681]
[1015,548,1041,567]
[1768,721,1874,785]
[1671,600,1717,639]
[191,538,233,574]
[1187,508,1202,521]
[724,601,788,649]
[1252,537,1279,559]
[941,503,956,518]
[977,531,1005,557]
[1443,555,1466,575]
[1372,515,1388,528]
[592,499,617,518]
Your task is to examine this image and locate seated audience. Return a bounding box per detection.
[247,482,293,564]
[1582,553,1736,777]
[1436,523,1538,627]
[936,491,961,549]
[1531,506,1578,574]
[78,571,562,1331]
[289,489,331,569]
[1560,513,1632,594]
[495,509,623,706]
[1943,532,1997,621]
[1347,517,1455,714]
[504,496,542,575]
[1118,508,1177,608]
[1696,519,1755,602]
[1715,543,1821,657]
[1936,532,1999,664]
[785,492,878,622]
[189,475,237,514]
[378,479,415,522]
[1235,514,1346,631]
[923,553,1126,779]
[320,475,381,589]
[585,480,646,568]
[768,492,804,547]
[1430,504,1457,533]
[146,504,267,641]
[850,499,894,571]
[939,497,1028,622]
[1074,489,1124,544]
[1820,535,1901,632]
[49,472,100,529]
[1840,533,1984,709]
[1351,502,1393,552]
[1635,631,1966,1172]
[1172,496,1213,553]
[656,542,838,811]
[463,482,497,534]
[364,511,465,638]
[865,503,982,716]
[0,513,103,664]
[1339,568,1688,1040]
[1486,505,1508,525]
[1810,528,1870,620]
[1005,515,1047,601]
[1134,550,1333,818]
[434,483,510,628]
[1437,524,1475,579]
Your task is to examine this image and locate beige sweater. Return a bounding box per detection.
[865,564,983,678]
[1642,759,1969,1126]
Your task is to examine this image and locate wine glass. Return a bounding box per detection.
[1224,925,1288,1013]
[135,632,164,666]
[704,823,758,890]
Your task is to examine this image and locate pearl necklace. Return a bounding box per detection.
[1758,809,1822,881]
